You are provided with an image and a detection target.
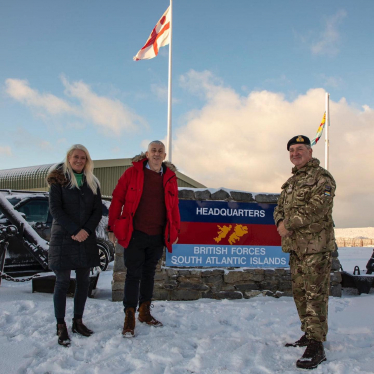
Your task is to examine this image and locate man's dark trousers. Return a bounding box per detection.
[123,230,164,311]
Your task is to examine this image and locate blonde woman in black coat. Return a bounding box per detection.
[47,144,102,347]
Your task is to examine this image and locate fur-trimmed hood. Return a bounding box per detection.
[131,152,177,172]
[46,164,69,186]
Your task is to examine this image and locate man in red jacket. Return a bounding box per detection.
[108,140,180,337]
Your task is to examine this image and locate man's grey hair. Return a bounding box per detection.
[148,140,165,149]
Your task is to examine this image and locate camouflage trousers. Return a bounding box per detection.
[290,251,332,342]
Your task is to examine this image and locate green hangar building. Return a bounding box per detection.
[0,158,205,196]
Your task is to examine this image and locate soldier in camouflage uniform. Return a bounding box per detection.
[273,135,336,370]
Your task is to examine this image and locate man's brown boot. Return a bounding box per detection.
[122,307,136,338]
[138,301,163,327]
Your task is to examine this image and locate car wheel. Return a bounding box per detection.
[97,244,109,271]
[96,237,115,262]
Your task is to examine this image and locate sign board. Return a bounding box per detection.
[166,200,289,268]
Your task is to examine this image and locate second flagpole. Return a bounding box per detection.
[325,92,330,170]
[167,0,173,162]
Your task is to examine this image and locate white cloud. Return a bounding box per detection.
[5,77,147,136]
[61,76,146,135]
[0,146,12,156]
[311,10,347,56]
[174,70,374,228]
[180,70,224,100]
[5,78,74,115]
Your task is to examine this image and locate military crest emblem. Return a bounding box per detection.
[296,136,305,143]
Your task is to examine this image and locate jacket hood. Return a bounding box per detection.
[46,164,69,186]
[131,152,177,172]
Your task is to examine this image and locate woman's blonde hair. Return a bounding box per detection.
[63,144,100,194]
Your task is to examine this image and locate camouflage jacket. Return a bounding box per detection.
[273,158,336,255]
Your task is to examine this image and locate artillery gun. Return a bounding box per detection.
[0,193,100,296]
[366,249,374,275]
[0,193,48,272]
[0,224,18,285]
[340,248,374,295]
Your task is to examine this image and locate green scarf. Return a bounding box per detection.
[73,172,84,187]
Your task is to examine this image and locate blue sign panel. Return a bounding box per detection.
[167,199,287,268]
[166,244,289,268]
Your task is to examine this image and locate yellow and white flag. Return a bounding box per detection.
[311,112,326,146]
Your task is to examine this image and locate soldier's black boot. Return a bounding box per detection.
[296,339,326,370]
[285,333,309,347]
[56,323,71,347]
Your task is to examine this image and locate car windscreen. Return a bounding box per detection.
[16,199,49,223]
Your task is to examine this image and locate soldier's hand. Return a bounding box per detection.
[108,232,117,245]
[277,221,293,237]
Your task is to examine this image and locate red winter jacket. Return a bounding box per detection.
[108,155,180,252]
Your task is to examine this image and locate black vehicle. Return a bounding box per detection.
[0,190,114,275]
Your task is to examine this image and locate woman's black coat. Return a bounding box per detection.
[47,166,102,270]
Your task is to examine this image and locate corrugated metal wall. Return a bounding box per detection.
[0,162,203,195]
[0,165,51,191]
[95,166,198,196]
[95,166,129,196]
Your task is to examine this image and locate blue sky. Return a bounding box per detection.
[1,0,374,227]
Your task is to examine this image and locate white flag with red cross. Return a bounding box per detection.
[133,6,171,61]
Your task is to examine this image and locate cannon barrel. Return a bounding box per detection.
[0,193,48,269]
[366,249,374,275]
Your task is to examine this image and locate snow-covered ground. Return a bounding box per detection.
[338,246,373,273]
[1,247,374,374]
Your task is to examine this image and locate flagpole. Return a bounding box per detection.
[325,92,330,170]
[167,0,173,162]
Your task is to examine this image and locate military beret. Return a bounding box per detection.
[287,135,311,151]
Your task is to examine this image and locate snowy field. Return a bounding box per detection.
[338,246,373,274]
[1,247,374,374]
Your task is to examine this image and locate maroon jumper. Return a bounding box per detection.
[133,168,166,236]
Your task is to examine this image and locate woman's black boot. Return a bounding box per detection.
[72,318,93,337]
[56,323,71,347]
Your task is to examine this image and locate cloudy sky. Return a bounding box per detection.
[1,0,373,228]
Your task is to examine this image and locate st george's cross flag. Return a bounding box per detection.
[311,112,326,146]
[133,6,171,61]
